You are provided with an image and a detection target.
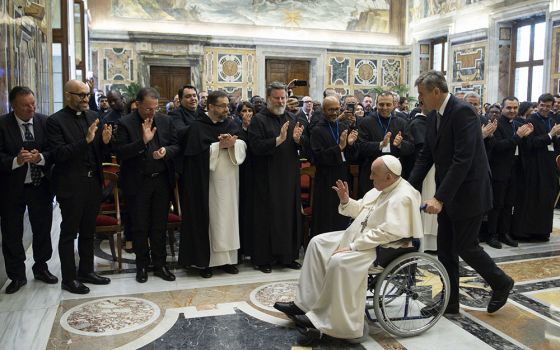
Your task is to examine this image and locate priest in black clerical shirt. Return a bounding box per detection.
[248,81,304,273]
[309,96,358,237]
[47,80,112,294]
[356,91,413,196]
[512,93,560,242]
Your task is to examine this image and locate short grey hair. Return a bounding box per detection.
[414,70,449,93]
[463,92,480,101]
[266,81,287,98]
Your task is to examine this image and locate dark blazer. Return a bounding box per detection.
[114,111,180,196]
[46,107,107,199]
[409,95,492,220]
[0,112,52,201]
[489,116,525,181]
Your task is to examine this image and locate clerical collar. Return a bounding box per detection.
[64,106,83,116]
[381,177,402,194]
[438,93,451,117]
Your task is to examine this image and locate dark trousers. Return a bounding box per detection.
[487,177,516,236]
[1,180,53,281]
[437,209,509,309]
[58,178,102,282]
[127,174,170,269]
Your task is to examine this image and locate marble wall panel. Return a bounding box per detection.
[0,0,51,115]
[550,27,560,96]
[91,42,137,94]
[450,41,487,102]
[326,52,405,97]
[203,47,256,101]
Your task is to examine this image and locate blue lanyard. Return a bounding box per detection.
[511,120,517,136]
[537,113,552,132]
[376,112,392,135]
[327,120,339,144]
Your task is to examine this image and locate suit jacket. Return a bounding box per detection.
[409,94,492,220]
[0,112,53,202]
[114,111,180,196]
[489,116,525,181]
[46,107,107,199]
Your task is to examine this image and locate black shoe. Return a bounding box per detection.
[424,250,438,255]
[486,236,502,249]
[256,264,272,273]
[61,280,90,294]
[499,233,518,247]
[5,280,27,294]
[283,261,302,270]
[420,302,459,317]
[199,267,213,278]
[293,314,315,328]
[221,264,239,274]
[154,266,176,281]
[487,276,514,313]
[274,301,305,316]
[136,268,148,283]
[77,272,111,285]
[33,270,58,284]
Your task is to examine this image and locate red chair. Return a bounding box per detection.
[95,171,123,271]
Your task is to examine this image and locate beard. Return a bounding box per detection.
[269,105,286,115]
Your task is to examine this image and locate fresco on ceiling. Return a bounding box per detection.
[409,0,481,21]
[111,0,391,33]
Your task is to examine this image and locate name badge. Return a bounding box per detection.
[548,143,555,152]
[382,144,391,153]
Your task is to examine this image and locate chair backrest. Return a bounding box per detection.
[300,165,316,207]
[102,171,121,225]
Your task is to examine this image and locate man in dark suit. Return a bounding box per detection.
[408,71,513,315]
[46,79,113,294]
[115,87,180,283]
[0,87,57,294]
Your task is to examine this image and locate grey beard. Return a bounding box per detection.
[270,105,286,115]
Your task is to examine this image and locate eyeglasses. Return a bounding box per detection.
[212,103,229,109]
[67,92,91,100]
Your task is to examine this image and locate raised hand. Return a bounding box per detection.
[142,117,156,144]
[331,179,350,205]
[347,129,358,146]
[293,122,304,144]
[219,134,237,149]
[86,119,100,144]
[393,131,403,147]
[276,121,289,146]
[550,123,560,137]
[339,129,348,151]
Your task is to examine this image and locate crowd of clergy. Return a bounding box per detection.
[0,74,558,298]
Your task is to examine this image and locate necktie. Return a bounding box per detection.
[22,123,42,186]
[436,112,442,131]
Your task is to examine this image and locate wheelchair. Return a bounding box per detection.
[365,240,450,338]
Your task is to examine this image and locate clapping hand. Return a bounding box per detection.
[393,131,403,148]
[102,123,112,144]
[152,147,166,159]
[142,117,156,144]
[380,131,392,149]
[16,148,33,165]
[550,123,560,137]
[331,179,350,205]
[218,134,237,149]
[293,122,304,144]
[276,121,289,146]
[86,119,99,144]
[347,129,358,146]
[482,120,497,138]
[339,129,348,151]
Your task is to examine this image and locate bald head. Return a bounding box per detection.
[64,79,90,112]
[322,96,340,122]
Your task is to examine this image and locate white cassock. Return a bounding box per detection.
[207,139,246,267]
[420,165,438,251]
[294,178,423,339]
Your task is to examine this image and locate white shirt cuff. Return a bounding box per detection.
[12,157,23,169]
[37,153,45,166]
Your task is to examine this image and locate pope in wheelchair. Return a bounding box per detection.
[275,155,440,341]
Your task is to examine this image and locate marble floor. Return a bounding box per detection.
[1,208,560,350]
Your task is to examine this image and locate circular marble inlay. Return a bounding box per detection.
[222,60,239,77]
[358,64,374,81]
[249,281,298,312]
[60,297,160,336]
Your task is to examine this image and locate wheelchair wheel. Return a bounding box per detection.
[372,252,450,338]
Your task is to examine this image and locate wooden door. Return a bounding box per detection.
[149,66,191,110]
[265,59,310,97]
